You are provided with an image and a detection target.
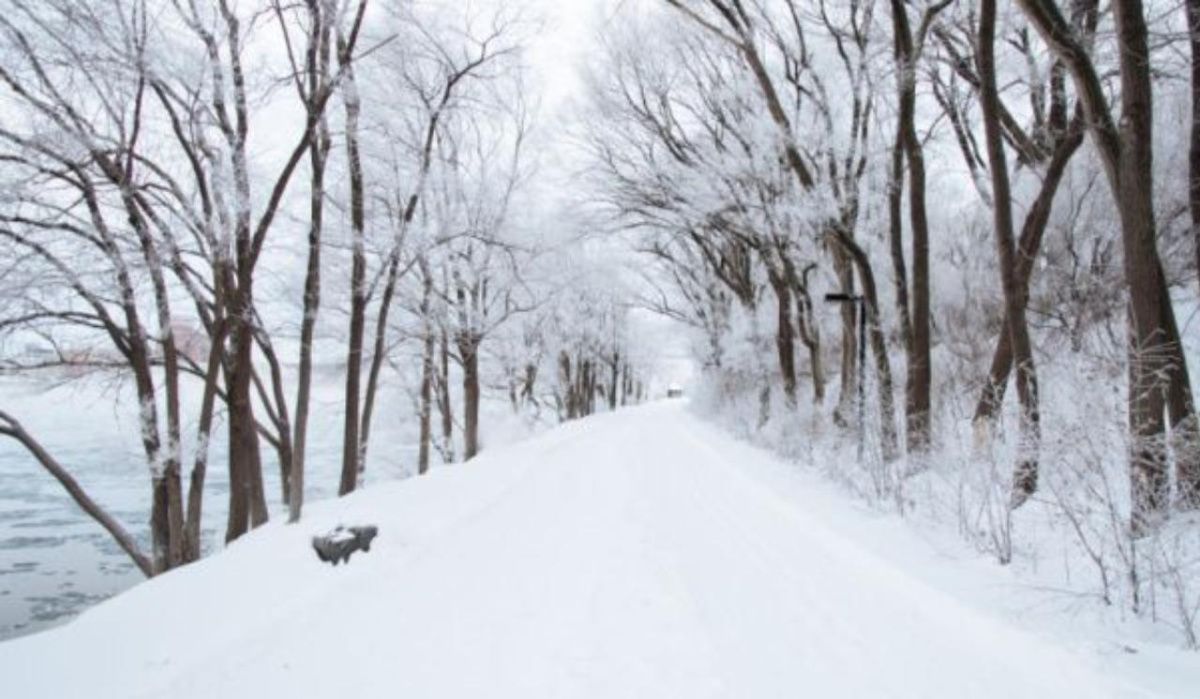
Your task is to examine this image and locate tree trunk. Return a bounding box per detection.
[523,363,539,408]
[609,351,621,411]
[290,3,333,521]
[1179,0,1200,506]
[891,0,933,454]
[1017,0,1196,531]
[579,358,593,417]
[289,142,325,516]
[1161,276,1200,505]
[439,328,455,461]
[795,291,824,406]
[973,118,1083,426]
[588,361,599,415]
[784,257,824,406]
[830,226,900,461]
[290,134,320,513]
[225,296,252,542]
[185,305,226,560]
[1112,0,1194,532]
[576,358,588,417]
[247,424,268,526]
[1190,0,1200,300]
[861,263,901,462]
[135,237,185,568]
[979,0,1042,505]
[770,278,798,405]
[339,35,367,497]
[462,339,481,460]
[225,281,267,541]
[256,342,293,505]
[560,351,575,419]
[832,249,856,422]
[887,119,913,357]
[418,261,435,476]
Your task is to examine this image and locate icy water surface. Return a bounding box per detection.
[0,373,410,641]
[0,401,242,639]
[0,404,151,639]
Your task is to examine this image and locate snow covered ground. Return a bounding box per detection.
[0,370,374,638]
[0,400,1195,697]
[0,368,551,639]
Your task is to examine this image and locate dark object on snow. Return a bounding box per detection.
[312,525,378,565]
[667,384,684,399]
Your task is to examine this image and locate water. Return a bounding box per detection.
[0,373,413,641]
[0,403,149,639]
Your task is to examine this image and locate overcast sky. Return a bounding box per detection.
[525,0,604,114]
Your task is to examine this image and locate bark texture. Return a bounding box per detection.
[978,0,1042,504]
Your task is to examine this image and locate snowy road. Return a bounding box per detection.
[0,402,1150,697]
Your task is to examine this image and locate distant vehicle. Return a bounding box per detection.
[667,384,684,399]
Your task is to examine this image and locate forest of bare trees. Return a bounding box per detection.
[582,0,1200,644]
[0,0,648,576]
[1,0,1200,650]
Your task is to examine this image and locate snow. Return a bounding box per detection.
[320,526,358,545]
[0,400,1193,697]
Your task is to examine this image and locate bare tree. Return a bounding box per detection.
[340,5,523,490]
[888,0,951,454]
[1015,0,1198,530]
[1191,0,1200,300]
[661,0,900,457]
[276,0,336,523]
[437,101,533,459]
[977,0,1041,504]
[0,0,192,569]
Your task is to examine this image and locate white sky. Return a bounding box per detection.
[524,0,606,115]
